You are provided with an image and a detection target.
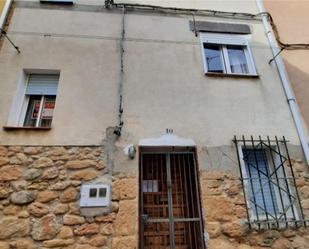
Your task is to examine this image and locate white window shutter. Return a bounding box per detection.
[26,74,59,96]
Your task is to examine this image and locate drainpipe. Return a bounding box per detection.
[256,0,309,165]
[0,0,13,29]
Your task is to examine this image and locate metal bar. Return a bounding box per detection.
[193,152,206,249]
[246,219,309,225]
[234,136,251,229]
[267,136,287,228]
[178,155,185,219]
[275,136,297,226]
[260,135,279,228]
[166,153,175,249]
[141,151,195,155]
[283,136,306,227]
[187,154,198,248]
[160,155,167,248]
[173,155,179,219]
[251,136,270,229]
[242,177,298,180]
[140,154,144,249]
[235,139,290,143]
[182,154,192,247]
[242,135,261,229]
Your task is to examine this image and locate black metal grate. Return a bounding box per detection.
[139,152,205,249]
[233,135,307,230]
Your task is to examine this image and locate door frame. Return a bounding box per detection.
[138,146,206,249]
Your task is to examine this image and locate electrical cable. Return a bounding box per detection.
[105,1,309,51]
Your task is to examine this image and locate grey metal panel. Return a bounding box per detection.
[189,20,251,34]
[26,74,59,95]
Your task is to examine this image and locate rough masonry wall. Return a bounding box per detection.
[0,146,138,249]
[201,160,309,249]
[1,145,309,249]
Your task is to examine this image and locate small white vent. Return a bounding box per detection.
[80,184,111,207]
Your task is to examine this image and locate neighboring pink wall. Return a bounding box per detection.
[264,0,309,132]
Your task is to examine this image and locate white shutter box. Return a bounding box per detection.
[26,74,59,96]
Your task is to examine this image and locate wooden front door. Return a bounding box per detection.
[140,152,205,249]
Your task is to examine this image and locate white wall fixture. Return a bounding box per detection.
[124,144,136,159]
[80,184,111,208]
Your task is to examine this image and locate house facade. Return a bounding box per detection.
[0,0,309,248]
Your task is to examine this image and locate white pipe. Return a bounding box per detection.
[0,0,13,30]
[256,0,309,164]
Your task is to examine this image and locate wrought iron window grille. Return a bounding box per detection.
[233,135,307,230]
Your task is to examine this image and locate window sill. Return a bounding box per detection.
[3,126,52,131]
[205,72,259,78]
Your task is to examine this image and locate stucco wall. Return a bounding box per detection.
[264,0,309,139]
[0,3,300,148]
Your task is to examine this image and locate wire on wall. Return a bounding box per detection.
[105,1,309,51]
[114,6,125,137]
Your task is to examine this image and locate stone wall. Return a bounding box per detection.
[1,145,309,249]
[0,146,138,249]
[201,160,309,249]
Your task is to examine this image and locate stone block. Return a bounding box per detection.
[0,166,21,181]
[0,157,9,166]
[66,160,98,169]
[58,226,73,239]
[42,167,59,180]
[88,234,108,247]
[32,157,53,168]
[112,236,136,249]
[207,238,236,249]
[74,223,100,236]
[63,214,85,225]
[112,178,137,200]
[28,202,50,217]
[53,203,69,215]
[70,170,98,181]
[221,221,247,238]
[31,214,60,241]
[204,196,234,222]
[9,239,36,249]
[206,222,221,238]
[37,191,58,203]
[11,191,37,205]
[0,217,30,239]
[42,239,75,248]
[60,187,78,203]
[114,200,137,236]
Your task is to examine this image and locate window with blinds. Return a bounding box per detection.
[22,74,59,128]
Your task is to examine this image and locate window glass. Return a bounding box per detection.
[23,95,56,128]
[204,44,225,73]
[41,96,56,128]
[227,45,249,74]
[243,149,278,217]
[24,96,42,127]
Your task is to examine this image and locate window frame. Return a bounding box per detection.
[237,145,299,227]
[19,74,58,128]
[199,32,257,76]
